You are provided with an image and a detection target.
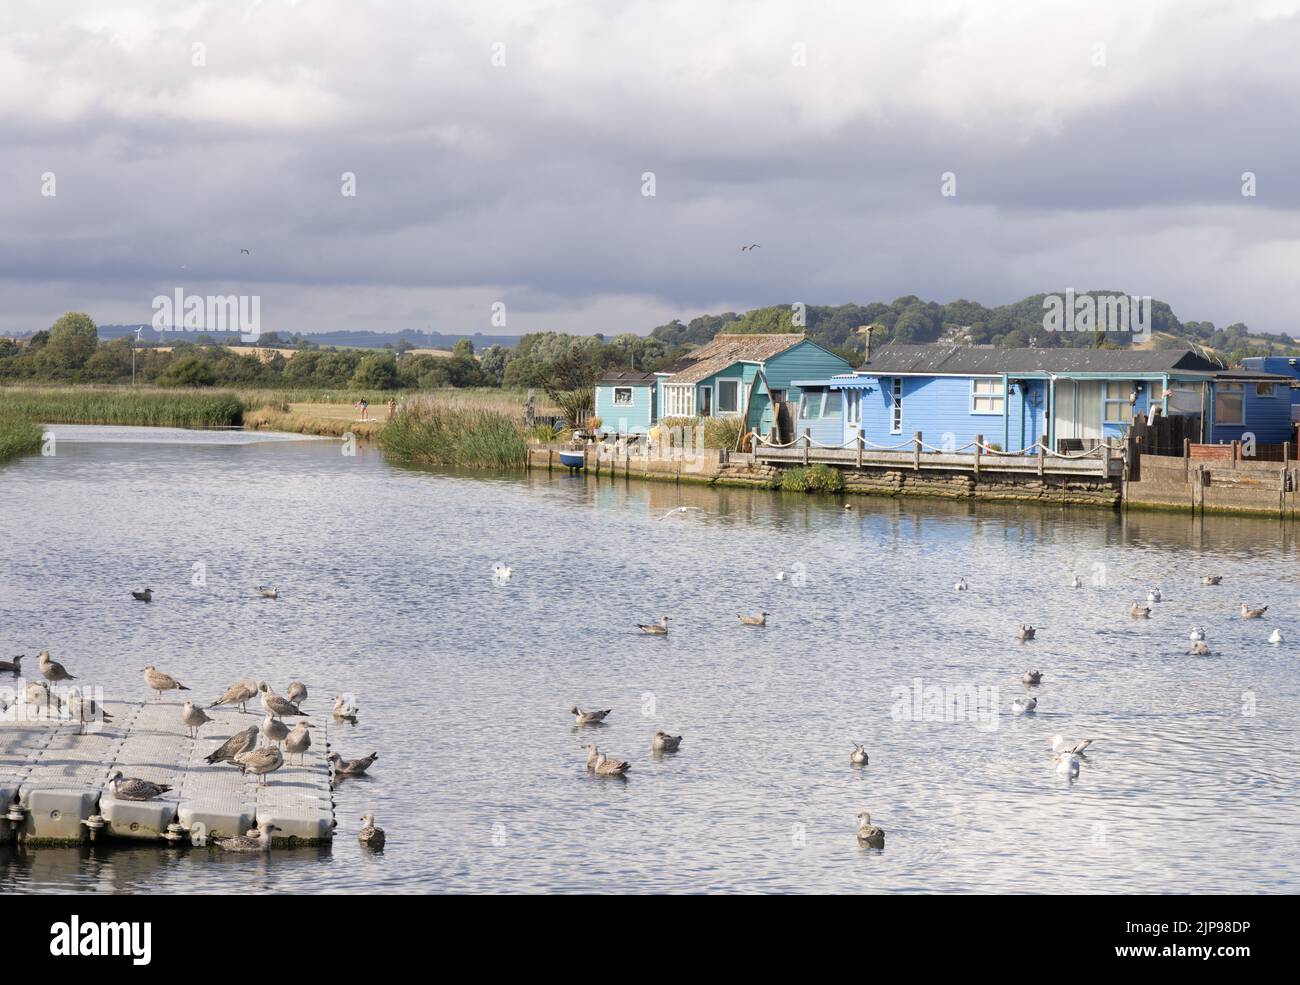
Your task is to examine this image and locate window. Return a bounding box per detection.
[1256,382,1278,398]
[970,377,1005,415]
[890,378,903,434]
[699,386,712,417]
[1103,381,1134,423]
[1215,382,1244,425]
[846,390,861,426]
[612,387,633,406]
[801,388,824,420]
[664,385,694,417]
[1149,380,1165,404]
[823,391,842,416]
[717,379,740,414]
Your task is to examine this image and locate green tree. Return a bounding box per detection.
[452,338,475,359]
[42,312,99,372]
[351,352,398,389]
[158,355,217,387]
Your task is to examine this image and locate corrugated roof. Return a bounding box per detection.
[664,333,811,385]
[858,344,1226,376]
[597,370,657,385]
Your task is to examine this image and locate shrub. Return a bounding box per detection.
[780,463,844,493]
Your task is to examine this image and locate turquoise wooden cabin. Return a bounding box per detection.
[593,371,659,434]
[655,333,852,438]
[792,344,1295,453]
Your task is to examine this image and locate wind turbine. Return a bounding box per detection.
[132,326,144,385]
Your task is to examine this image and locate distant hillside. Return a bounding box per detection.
[646,293,1299,365]
[91,325,521,351]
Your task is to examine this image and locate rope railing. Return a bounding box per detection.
[750,429,1119,468]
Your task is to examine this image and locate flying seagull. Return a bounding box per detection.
[741,243,761,251]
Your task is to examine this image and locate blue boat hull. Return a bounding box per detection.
[559,451,585,468]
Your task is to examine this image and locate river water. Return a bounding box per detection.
[1,425,1297,893]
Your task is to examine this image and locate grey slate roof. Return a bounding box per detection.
[858,344,1227,376]
[597,370,658,385]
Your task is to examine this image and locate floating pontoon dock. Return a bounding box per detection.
[0,699,334,846]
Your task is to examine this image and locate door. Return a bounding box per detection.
[1053,380,1104,442]
[699,386,712,417]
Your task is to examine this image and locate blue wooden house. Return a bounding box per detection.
[593,371,659,433]
[655,333,852,437]
[792,344,1295,452]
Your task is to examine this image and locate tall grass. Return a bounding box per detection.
[0,387,244,427]
[0,412,42,462]
[379,396,527,469]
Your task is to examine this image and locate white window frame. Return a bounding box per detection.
[612,386,633,406]
[845,390,861,427]
[716,378,741,415]
[890,378,903,434]
[801,388,824,421]
[698,385,713,417]
[1215,382,1244,426]
[969,376,1005,415]
[1103,381,1134,424]
[1256,382,1278,399]
[822,389,842,417]
[664,384,694,418]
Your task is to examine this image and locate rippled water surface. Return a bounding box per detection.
[2,425,1298,893]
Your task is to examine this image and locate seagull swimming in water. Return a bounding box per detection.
[1240,602,1269,619]
[1202,575,1223,586]
[1022,669,1043,686]
[131,587,153,603]
[1017,624,1036,641]
[1130,602,1152,618]
[856,811,885,846]
[850,743,869,765]
[1055,753,1081,778]
[1269,628,1284,645]
[954,578,968,592]
[1011,696,1038,715]
[1187,640,1211,655]
[1189,626,1206,642]
[1147,588,1163,603]
[637,616,669,635]
[1070,575,1082,588]
[1050,735,1093,755]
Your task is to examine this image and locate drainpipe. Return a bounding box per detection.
[1047,375,1056,452]
[1002,374,1010,452]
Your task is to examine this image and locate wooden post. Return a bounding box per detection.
[548,448,554,473]
[803,428,810,466]
[856,431,863,469]
[913,431,922,471]
[973,434,982,476]
[1232,440,1240,468]
[1101,439,1111,476]
[1037,438,1045,477]
[1183,437,1191,482]
[1285,441,1292,465]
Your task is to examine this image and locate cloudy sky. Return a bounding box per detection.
[2,0,1299,338]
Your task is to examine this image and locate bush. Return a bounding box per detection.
[780,463,844,493]
[157,356,216,387]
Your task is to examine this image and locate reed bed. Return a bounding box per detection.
[0,412,42,462]
[378,396,527,469]
[0,387,244,428]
